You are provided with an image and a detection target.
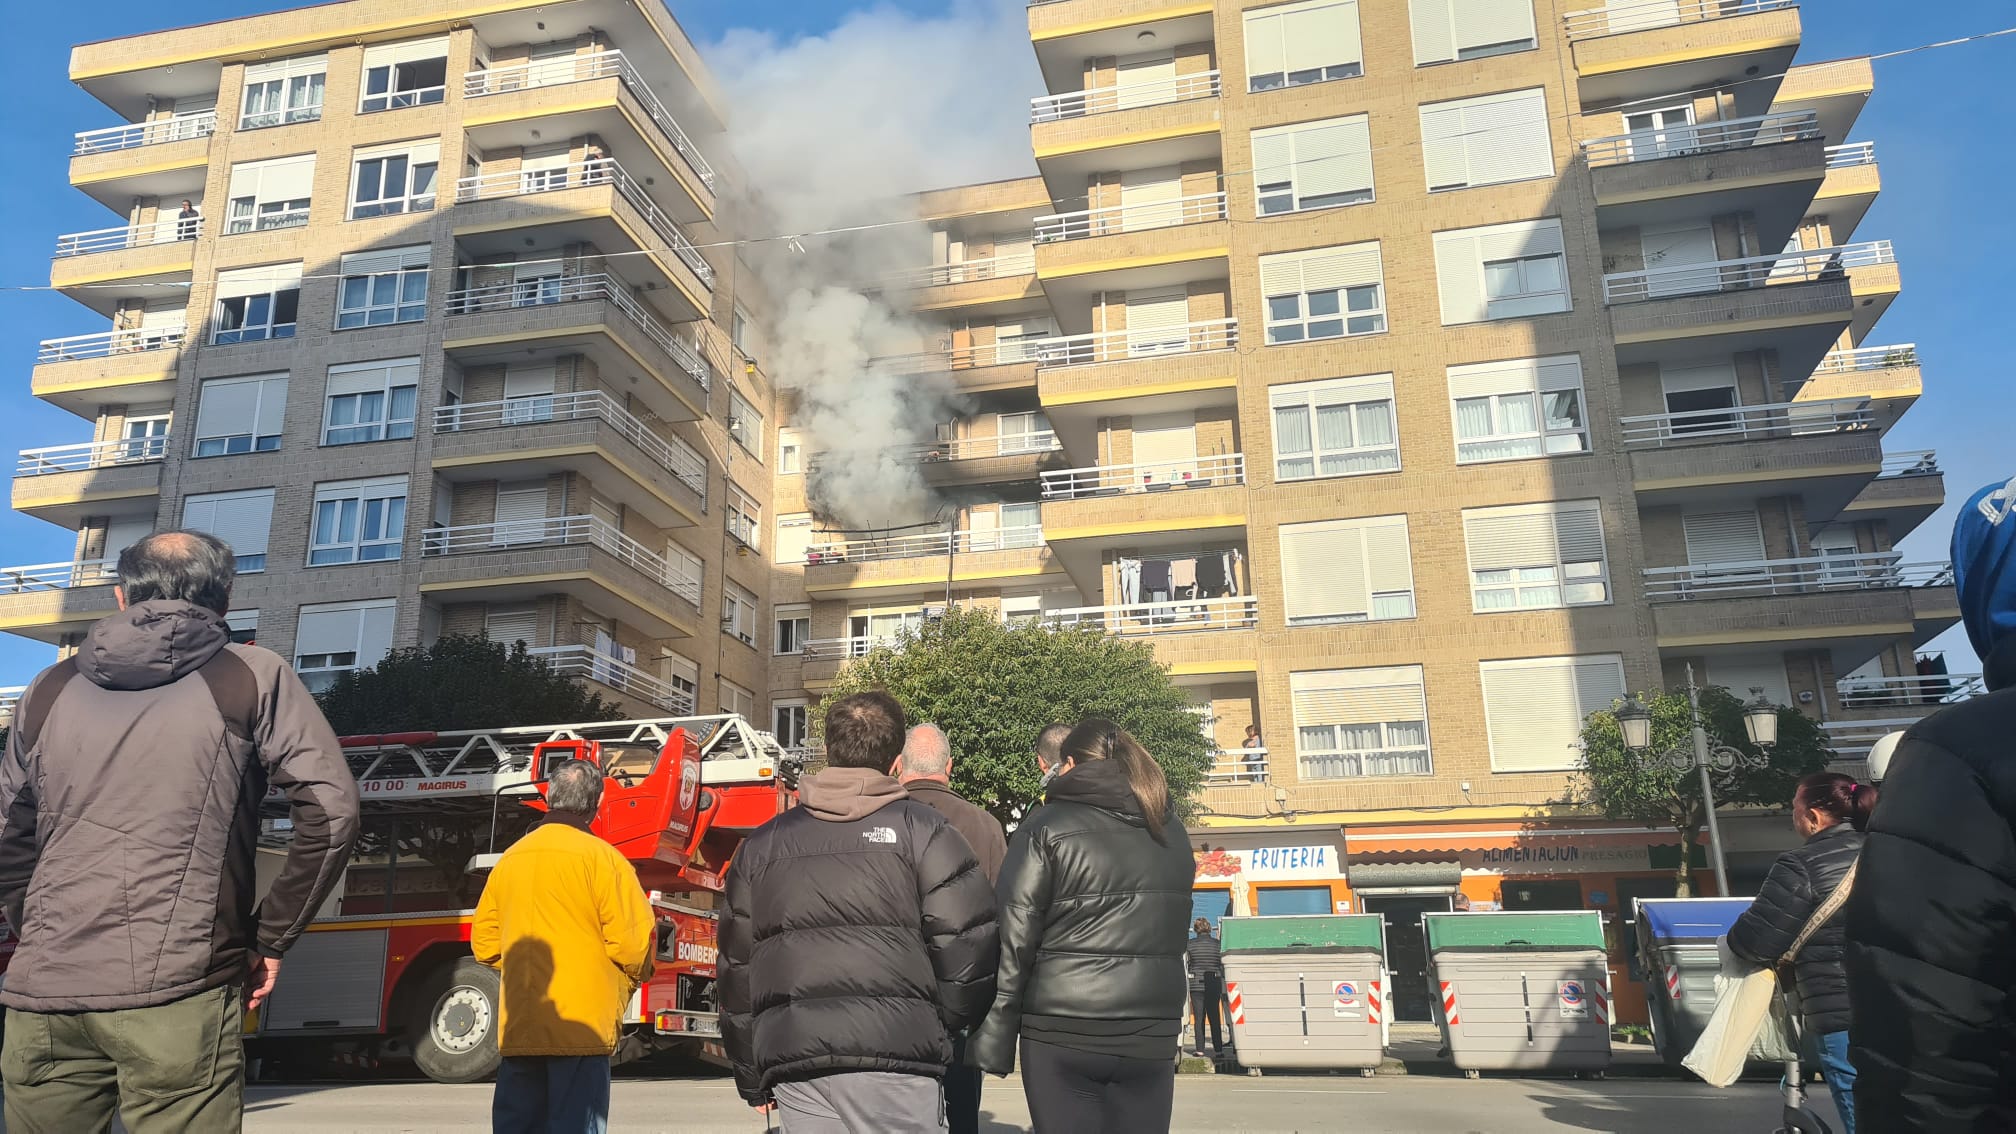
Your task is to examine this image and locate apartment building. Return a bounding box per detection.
[10,0,780,725]
[763,0,1957,1024]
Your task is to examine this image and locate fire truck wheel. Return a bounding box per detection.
[412,958,502,1084]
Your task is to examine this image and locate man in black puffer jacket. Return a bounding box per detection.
[720,692,998,1131]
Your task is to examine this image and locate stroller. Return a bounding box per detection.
[1775,988,1836,1134]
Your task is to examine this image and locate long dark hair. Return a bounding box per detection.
[1794,771,1878,832]
[1060,718,1171,842]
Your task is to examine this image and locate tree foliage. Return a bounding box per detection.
[314,635,625,736]
[822,608,1214,822]
[1570,684,1831,895]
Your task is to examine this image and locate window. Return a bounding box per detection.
[360,38,448,112]
[1269,373,1399,480]
[1449,355,1588,463]
[1245,0,1364,92]
[225,609,259,646]
[181,488,274,572]
[1433,218,1570,323]
[774,604,810,655]
[1479,654,1626,772]
[849,609,925,654]
[1463,500,1611,611]
[723,584,757,647]
[776,513,813,565]
[665,542,705,602]
[727,485,761,550]
[1279,514,1415,625]
[323,359,419,445]
[337,245,429,328]
[662,653,700,709]
[1420,88,1552,191]
[240,54,327,129]
[500,364,557,423]
[310,477,408,565]
[351,141,439,219]
[118,416,170,462]
[1410,0,1537,65]
[721,681,755,721]
[484,607,539,649]
[224,155,314,233]
[728,389,762,454]
[193,373,286,457]
[1252,115,1374,216]
[1291,666,1432,780]
[778,429,803,474]
[212,264,302,345]
[732,306,753,354]
[1259,242,1386,344]
[294,598,396,693]
[491,480,549,546]
[772,700,809,749]
[1660,359,1741,434]
[997,411,1053,453]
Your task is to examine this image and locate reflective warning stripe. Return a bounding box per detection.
[1225,981,1245,1025]
[1592,975,1612,1025]
[1441,980,1459,1027]
[1665,964,1682,1004]
[1368,980,1383,1026]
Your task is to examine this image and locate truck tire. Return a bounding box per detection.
[412,958,502,1084]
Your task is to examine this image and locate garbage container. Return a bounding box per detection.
[1424,910,1612,1079]
[1220,914,1387,1075]
[1635,898,1753,1067]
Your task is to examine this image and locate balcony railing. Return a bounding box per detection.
[1827,142,1876,169]
[17,436,171,476]
[1041,596,1259,635]
[455,159,713,286]
[1604,245,1858,304]
[803,636,889,662]
[1207,747,1270,785]
[462,49,716,190]
[421,515,702,605]
[900,432,1060,463]
[1563,0,1792,40]
[1041,454,1246,499]
[1030,70,1222,123]
[1838,672,1985,709]
[1582,110,1819,168]
[1821,718,1913,761]
[1878,449,1940,479]
[1033,192,1228,243]
[886,252,1036,290]
[0,687,21,720]
[804,527,1044,565]
[434,392,708,498]
[55,218,202,257]
[1831,240,1897,270]
[1814,343,1917,374]
[72,112,217,155]
[36,325,186,364]
[529,644,695,714]
[1033,318,1238,368]
[443,273,709,389]
[1619,397,1871,448]
[0,560,117,595]
[1644,553,1954,600]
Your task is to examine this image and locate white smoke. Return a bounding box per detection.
[706,1,1042,529]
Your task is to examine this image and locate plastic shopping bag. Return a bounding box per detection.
[1682,939,1782,1087]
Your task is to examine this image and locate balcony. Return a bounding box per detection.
[1622,398,1881,518]
[899,431,1065,488]
[1839,449,1943,540]
[1774,58,1874,147]
[1036,319,1239,408]
[432,393,707,529]
[883,344,1039,396]
[1837,239,1900,342]
[1604,248,1852,375]
[530,644,695,715]
[442,274,708,422]
[69,114,216,208]
[51,219,198,301]
[1041,596,1259,677]
[1583,112,1824,251]
[1206,746,1270,786]
[13,437,168,528]
[1563,1,1799,118]
[802,528,1062,600]
[420,515,701,641]
[461,50,716,221]
[1837,670,1982,715]
[1799,344,1920,425]
[1032,193,1229,280]
[886,253,1041,315]
[1030,71,1223,162]
[1821,718,1911,767]
[1645,553,1954,658]
[0,560,120,643]
[0,687,20,722]
[1032,70,1220,124]
[1818,143,1879,242]
[32,326,186,419]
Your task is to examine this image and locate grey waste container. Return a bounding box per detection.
[1424,911,1613,1078]
[1220,914,1387,1074]
[1635,898,1754,1067]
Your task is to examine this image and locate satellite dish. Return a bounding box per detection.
[1866,731,1908,783]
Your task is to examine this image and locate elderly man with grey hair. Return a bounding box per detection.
[895,723,1008,1134]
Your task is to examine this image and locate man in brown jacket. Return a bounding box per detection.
[0,531,361,1133]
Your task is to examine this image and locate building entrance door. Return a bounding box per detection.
[1360,894,1450,1021]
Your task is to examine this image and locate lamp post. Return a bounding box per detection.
[1613,664,1781,896]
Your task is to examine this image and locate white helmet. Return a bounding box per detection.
[1866,730,1908,783]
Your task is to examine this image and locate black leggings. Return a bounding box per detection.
[1189,975,1224,1050]
[1019,1037,1174,1134]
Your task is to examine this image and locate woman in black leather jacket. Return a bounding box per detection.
[971,719,1196,1134]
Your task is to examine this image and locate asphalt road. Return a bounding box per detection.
[243,1071,1841,1133]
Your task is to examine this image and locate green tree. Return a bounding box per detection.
[1570,684,1831,896]
[822,607,1213,823]
[314,635,625,736]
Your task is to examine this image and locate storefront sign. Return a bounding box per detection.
[1462,843,1651,876]
[1195,844,1338,881]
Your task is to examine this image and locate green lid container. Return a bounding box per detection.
[1423,911,1605,951]
[1219,914,1384,953]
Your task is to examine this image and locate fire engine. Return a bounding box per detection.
[245,714,796,1083]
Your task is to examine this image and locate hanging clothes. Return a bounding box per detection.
[1141,559,1171,603]
[1170,557,1198,594]
[1117,557,1141,606]
[1226,550,1242,597]
[1197,553,1228,598]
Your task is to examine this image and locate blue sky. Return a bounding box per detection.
[0,1,2008,681]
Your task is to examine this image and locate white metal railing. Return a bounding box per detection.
[1032,318,1239,368]
[55,218,202,257]
[443,273,709,389]
[1207,747,1270,785]
[0,560,117,595]
[887,252,1036,290]
[902,431,1060,463]
[1838,672,1985,708]
[0,687,21,720]
[434,392,708,497]
[1827,142,1876,169]
[1040,596,1258,635]
[803,636,891,662]
[462,49,715,190]
[1563,0,1792,39]
[1034,192,1227,243]
[804,527,1045,564]
[529,645,695,714]
[17,436,171,476]
[1041,454,1246,499]
[1605,246,1856,304]
[1644,553,1954,600]
[1815,343,1918,374]
[455,159,713,286]
[1582,110,1820,167]
[421,515,702,605]
[36,325,186,364]
[1832,240,1897,270]
[72,112,217,155]
[1878,449,1940,478]
[1821,718,1914,760]
[1030,70,1222,123]
[1619,397,1871,447]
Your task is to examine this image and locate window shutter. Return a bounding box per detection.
[260,155,316,201]
[1364,518,1414,595]
[1125,288,1189,330]
[251,376,288,439]
[1448,357,1536,400]
[1244,9,1288,80]
[1480,655,1625,772]
[328,358,418,398]
[504,364,557,397]
[1702,657,1792,707]
[1292,666,1428,725]
[1552,502,1607,566]
[362,37,448,68]
[1251,128,1295,195]
[1432,229,1487,324]
[1454,0,1536,53]
[1683,511,1766,565]
[358,603,396,668]
[1410,0,1457,65]
[1659,359,1739,396]
[1294,116,1373,199]
[195,378,261,439]
[1464,506,1558,572]
[295,606,359,657]
[1475,218,1564,261]
[216,263,303,300]
[245,53,326,82]
[1280,522,1370,622]
[340,244,429,276]
[182,489,274,557]
[1284,1,1361,75]
[1460,89,1553,186]
[485,608,539,647]
[1537,355,1584,393]
[1281,372,1394,408]
[1419,102,1469,190]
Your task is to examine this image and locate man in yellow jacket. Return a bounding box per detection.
[473,759,656,1134]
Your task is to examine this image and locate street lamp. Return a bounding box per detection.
[1615,665,1778,897]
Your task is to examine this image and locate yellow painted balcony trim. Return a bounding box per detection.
[462,97,711,216]
[1596,169,1817,208]
[54,258,197,290]
[1037,246,1230,282]
[33,368,179,397]
[1033,121,1219,160]
[1633,462,1882,492]
[15,485,161,509]
[1167,659,1257,677]
[1032,2,1215,42]
[1656,622,1913,649]
[1042,373,1236,407]
[443,324,703,419]
[1844,491,1943,512]
[70,153,208,186]
[1045,514,1244,542]
[1193,803,1599,828]
[907,280,1040,313]
[806,563,1057,592]
[1577,33,1801,78]
[0,605,118,632]
[1611,308,1847,346]
[432,443,702,527]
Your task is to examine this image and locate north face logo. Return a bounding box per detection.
[862,827,897,844]
[1979,475,2016,526]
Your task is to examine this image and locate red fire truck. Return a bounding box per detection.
[245,714,795,1083]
